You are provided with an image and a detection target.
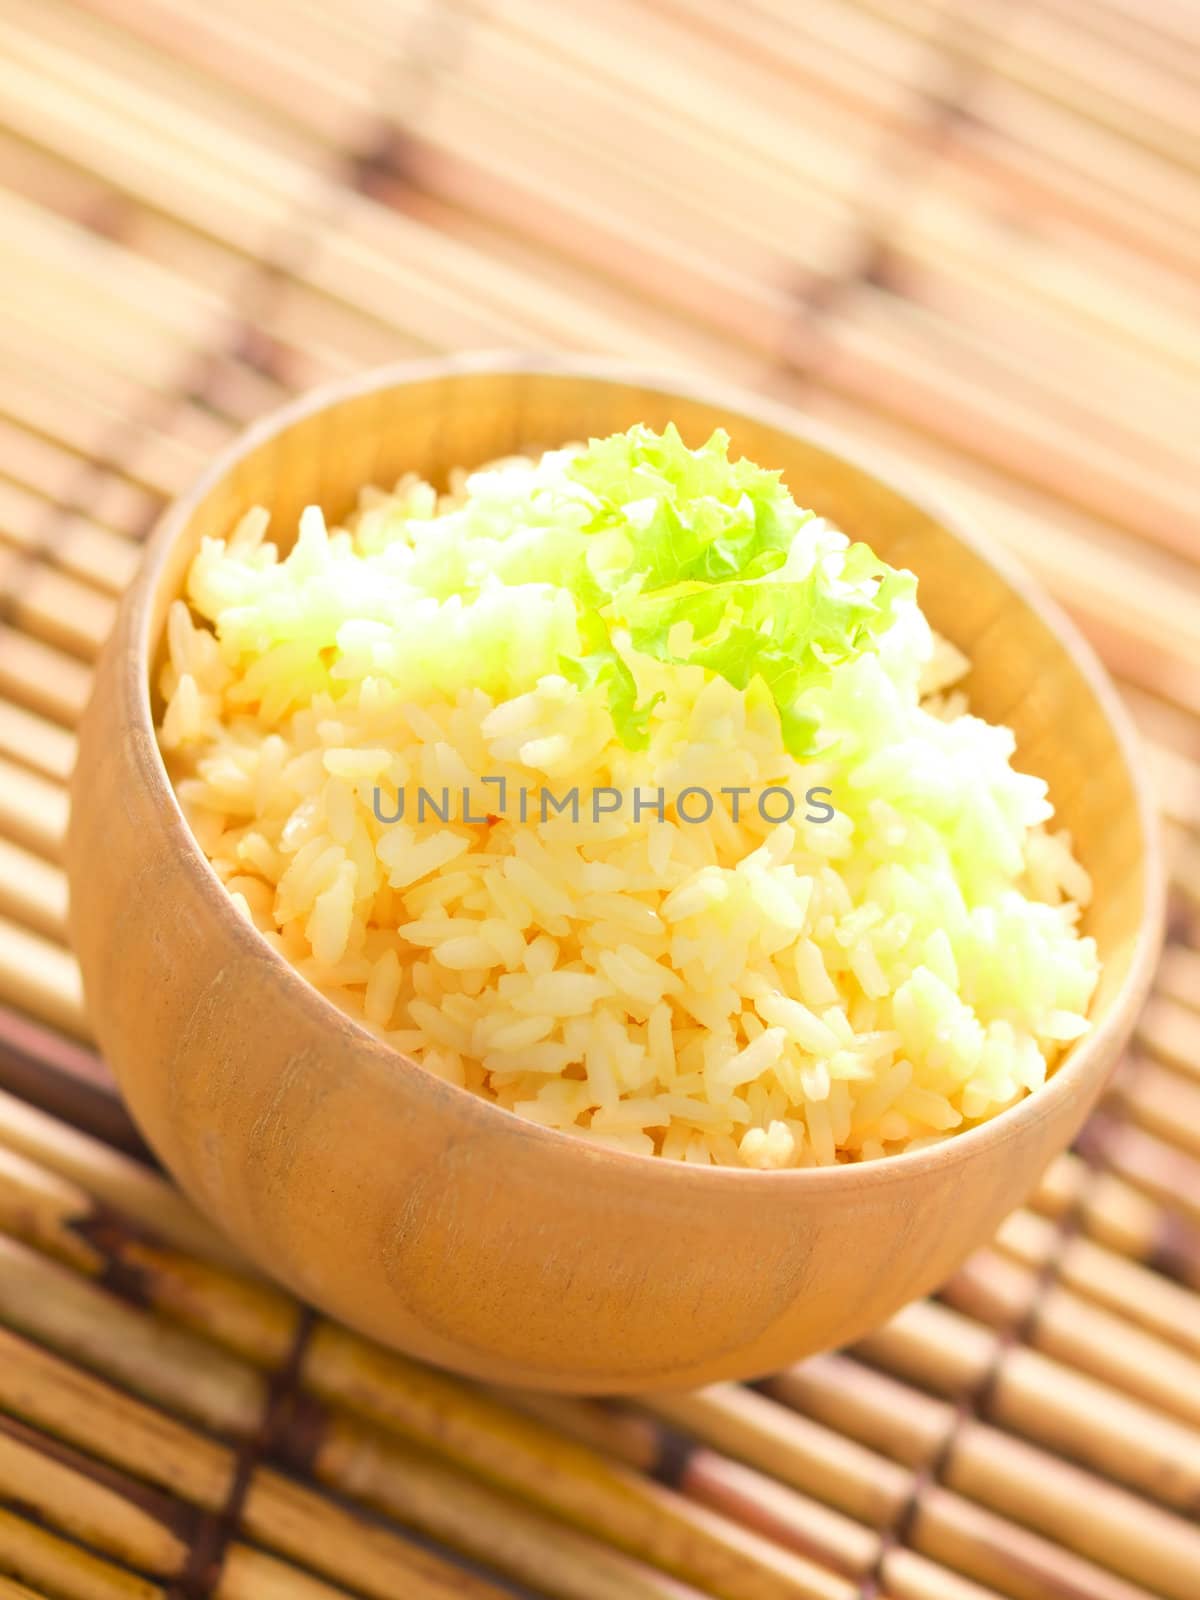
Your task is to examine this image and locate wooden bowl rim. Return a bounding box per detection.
[114,351,1165,1195]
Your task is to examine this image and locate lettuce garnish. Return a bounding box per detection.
[558,424,915,757]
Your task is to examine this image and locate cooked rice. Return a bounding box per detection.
[157,436,1099,1167]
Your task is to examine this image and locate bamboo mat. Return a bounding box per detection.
[0,0,1198,1596]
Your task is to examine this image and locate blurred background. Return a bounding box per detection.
[0,2,1199,1598]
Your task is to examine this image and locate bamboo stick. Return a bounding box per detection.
[877,1546,1006,1600]
[0,1578,48,1599]
[81,0,406,120]
[0,1510,164,1600]
[0,756,67,860]
[848,0,1200,167]
[885,230,1200,450]
[0,1325,505,1599]
[1029,0,1200,83]
[480,1388,662,1471]
[491,1385,884,1580]
[0,364,200,502]
[0,1423,190,1578]
[0,917,88,1039]
[1083,1116,1200,1227]
[1083,1169,1200,1284]
[0,475,139,597]
[0,554,116,660]
[905,164,1200,387]
[0,1356,524,1600]
[0,621,93,723]
[0,1233,267,1437]
[890,180,1200,383]
[674,1449,879,1581]
[910,1483,1161,1600]
[306,195,738,373]
[250,279,428,385]
[301,1322,852,1600]
[987,1344,1200,1515]
[773,1345,1199,1596]
[856,1293,1200,1516]
[0,312,190,452]
[788,383,1200,724]
[0,1141,103,1273]
[766,1353,1177,1600]
[14,1043,1196,1580]
[97,192,249,311]
[1028,1150,1127,1235]
[437,0,1200,377]
[0,1118,969,1598]
[1152,761,1200,847]
[74,0,399,152]
[1135,995,1200,1083]
[0,321,184,451]
[1156,946,1200,1013]
[638,1387,910,1529]
[0,1086,247,1271]
[85,1229,299,1371]
[85,470,162,546]
[993,1207,1200,1358]
[519,0,934,128]
[854,1297,995,1398]
[0,113,113,224]
[0,183,233,361]
[0,413,157,540]
[1124,691,1200,784]
[0,0,337,193]
[214,1543,363,1600]
[0,1087,887,1600]
[0,1126,928,1600]
[0,701,75,782]
[190,353,293,430]
[672,0,1196,288]
[1162,826,1200,913]
[403,106,803,357]
[1112,1057,1200,1158]
[0,1098,225,1300]
[0,419,90,512]
[0,1010,140,1158]
[944,1422,1200,1600]
[311,1409,759,1600]
[0,1132,298,1364]
[403,192,768,387]
[815,284,1200,559]
[240,1467,523,1600]
[767,1353,955,1470]
[0,23,325,268]
[986,11,1199,172]
[942,87,1200,284]
[7,1216,857,1593]
[0,840,68,943]
[454,10,876,230]
[941,1247,1200,1425]
[303,221,523,357]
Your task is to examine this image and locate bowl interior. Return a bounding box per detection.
[146,361,1156,1088]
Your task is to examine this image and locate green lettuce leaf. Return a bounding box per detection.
[568,422,806,593]
[560,425,916,757]
[558,611,663,752]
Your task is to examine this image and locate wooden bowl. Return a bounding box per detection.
[66,355,1163,1393]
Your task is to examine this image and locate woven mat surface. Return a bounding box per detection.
[0,1,1199,1597]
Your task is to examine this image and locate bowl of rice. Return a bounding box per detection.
[67,355,1162,1391]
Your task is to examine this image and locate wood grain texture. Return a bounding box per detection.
[64,356,1164,1392]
